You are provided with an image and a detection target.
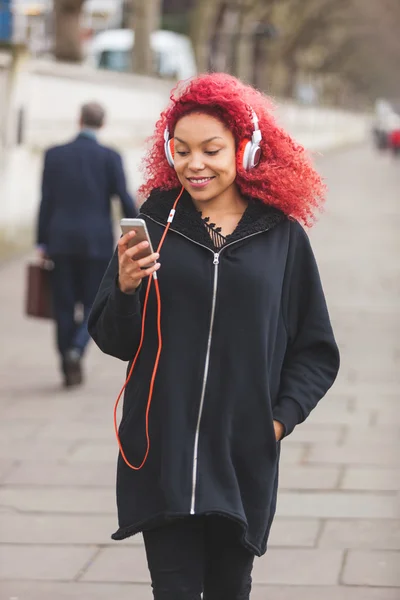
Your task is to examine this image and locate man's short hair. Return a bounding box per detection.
[80,102,105,129]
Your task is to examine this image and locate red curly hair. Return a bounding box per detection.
[139,73,326,226]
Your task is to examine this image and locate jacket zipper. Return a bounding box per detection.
[145,214,266,513]
[190,251,220,513]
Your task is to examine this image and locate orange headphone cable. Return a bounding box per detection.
[113,186,185,470]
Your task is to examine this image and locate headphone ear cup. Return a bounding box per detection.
[237,139,251,170]
[165,138,175,167]
[249,144,261,169]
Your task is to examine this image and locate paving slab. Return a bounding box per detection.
[0,544,97,581]
[34,420,115,441]
[307,443,400,466]
[377,408,400,425]
[304,410,372,426]
[252,549,344,585]
[277,492,400,519]
[0,513,122,545]
[0,582,152,600]
[341,467,400,491]
[344,427,400,445]
[353,395,400,409]
[279,466,341,490]
[0,458,16,482]
[80,546,150,583]
[252,586,400,600]
[342,550,400,587]
[0,487,115,514]
[278,445,306,465]
[307,401,353,417]
[267,518,320,548]
[319,519,400,550]
[66,442,119,463]
[0,420,42,441]
[2,582,399,600]
[2,461,116,486]
[1,398,85,420]
[285,424,344,444]
[0,440,74,460]
[81,546,344,586]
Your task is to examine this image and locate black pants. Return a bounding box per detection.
[51,256,109,357]
[143,516,255,600]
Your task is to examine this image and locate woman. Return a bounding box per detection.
[88,73,340,599]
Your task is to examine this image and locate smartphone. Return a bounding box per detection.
[120,218,156,264]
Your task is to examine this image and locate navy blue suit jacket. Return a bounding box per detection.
[37,133,137,259]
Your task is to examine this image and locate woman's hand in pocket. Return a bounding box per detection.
[273,420,285,441]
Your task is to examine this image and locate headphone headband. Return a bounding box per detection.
[164,126,170,143]
[250,109,262,145]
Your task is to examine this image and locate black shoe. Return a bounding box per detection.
[62,348,83,387]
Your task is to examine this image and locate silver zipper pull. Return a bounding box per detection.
[213,253,220,265]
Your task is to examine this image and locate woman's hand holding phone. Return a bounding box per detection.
[118,231,160,294]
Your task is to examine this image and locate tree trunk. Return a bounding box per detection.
[131,0,161,75]
[122,0,134,28]
[252,36,264,89]
[229,7,245,76]
[190,0,222,73]
[54,0,85,63]
[282,60,298,98]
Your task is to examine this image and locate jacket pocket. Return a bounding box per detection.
[118,373,146,439]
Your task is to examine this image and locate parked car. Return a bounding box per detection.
[85,28,197,81]
[389,129,400,155]
[372,99,400,150]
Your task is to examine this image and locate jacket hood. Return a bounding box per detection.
[140,188,285,251]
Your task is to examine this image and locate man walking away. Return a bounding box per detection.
[36,102,137,387]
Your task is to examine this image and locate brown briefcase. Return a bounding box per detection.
[25,262,54,320]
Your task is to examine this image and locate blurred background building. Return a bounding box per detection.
[1,0,400,108]
[1,0,400,245]
[0,0,400,106]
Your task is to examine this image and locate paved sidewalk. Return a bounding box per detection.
[0,145,399,599]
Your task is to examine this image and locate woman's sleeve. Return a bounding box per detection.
[88,248,142,361]
[272,220,340,436]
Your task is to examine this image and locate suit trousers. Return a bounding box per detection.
[143,516,255,600]
[51,256,109,357]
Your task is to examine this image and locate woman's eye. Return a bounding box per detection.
[205,150,219,156]
[176,151,189,157]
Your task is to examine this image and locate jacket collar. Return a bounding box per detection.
[140,188,285,250]
[76,130,98,142]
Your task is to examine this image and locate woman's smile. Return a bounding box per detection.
[186,176,216,189]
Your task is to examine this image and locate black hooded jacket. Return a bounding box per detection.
[88,188,340,556]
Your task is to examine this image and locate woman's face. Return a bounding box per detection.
[173,113,238,204]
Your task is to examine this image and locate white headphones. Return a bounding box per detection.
[164,107,262,170]
[164,126,175,168]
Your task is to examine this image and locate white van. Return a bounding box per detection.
[85,28,197,81]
